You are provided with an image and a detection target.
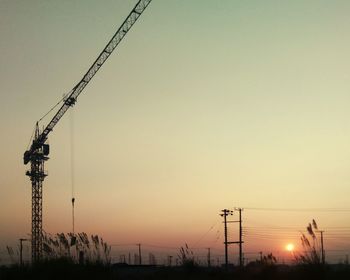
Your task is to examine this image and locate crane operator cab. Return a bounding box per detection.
[23,143,50,165]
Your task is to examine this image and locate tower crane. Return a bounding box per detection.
[23,0,152,262]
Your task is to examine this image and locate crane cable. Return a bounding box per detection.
[39,91,71,123]
[70,109,75,235]
[26,124,37,150]
[27,92,71,150]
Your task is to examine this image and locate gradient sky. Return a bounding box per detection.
[1,0,350,264]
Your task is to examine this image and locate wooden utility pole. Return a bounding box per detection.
[19,238,28,266]
[320,231,325,264]
[207,248,211,267]
[220,209,233,269]
[236,208,244,267]
[137,243,142,265]
[315,229,325,264]
[228,208,244,267]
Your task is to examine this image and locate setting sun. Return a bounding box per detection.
[286,243,295,252]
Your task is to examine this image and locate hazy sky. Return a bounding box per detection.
[1,0,350,263]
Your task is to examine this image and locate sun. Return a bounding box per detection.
[286,243,295,252]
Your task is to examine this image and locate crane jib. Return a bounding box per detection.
[23,0,152,165]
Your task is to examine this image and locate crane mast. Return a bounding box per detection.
[24,0,152,262]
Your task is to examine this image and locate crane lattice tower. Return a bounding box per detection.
[24,0,152,261]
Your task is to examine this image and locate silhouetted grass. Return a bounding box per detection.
[0,258,110,280]
[2,260,350,280]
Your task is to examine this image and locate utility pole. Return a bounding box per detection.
[137,243,142,265]
[207,248,211,267]
[19,238,28,266]
[223,207,244,267]
[315,229,325,264]
[235,207,244,267]
[168,255,173,266]
[320,231,325,264]
[220,209,233,269]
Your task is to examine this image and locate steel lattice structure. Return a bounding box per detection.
[25,123,48,261]
[24,0,152,262]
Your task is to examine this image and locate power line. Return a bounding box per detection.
[243,207,350,212]
[110,243,137,247]
[193,220,221,247]
[142,244,179,250]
